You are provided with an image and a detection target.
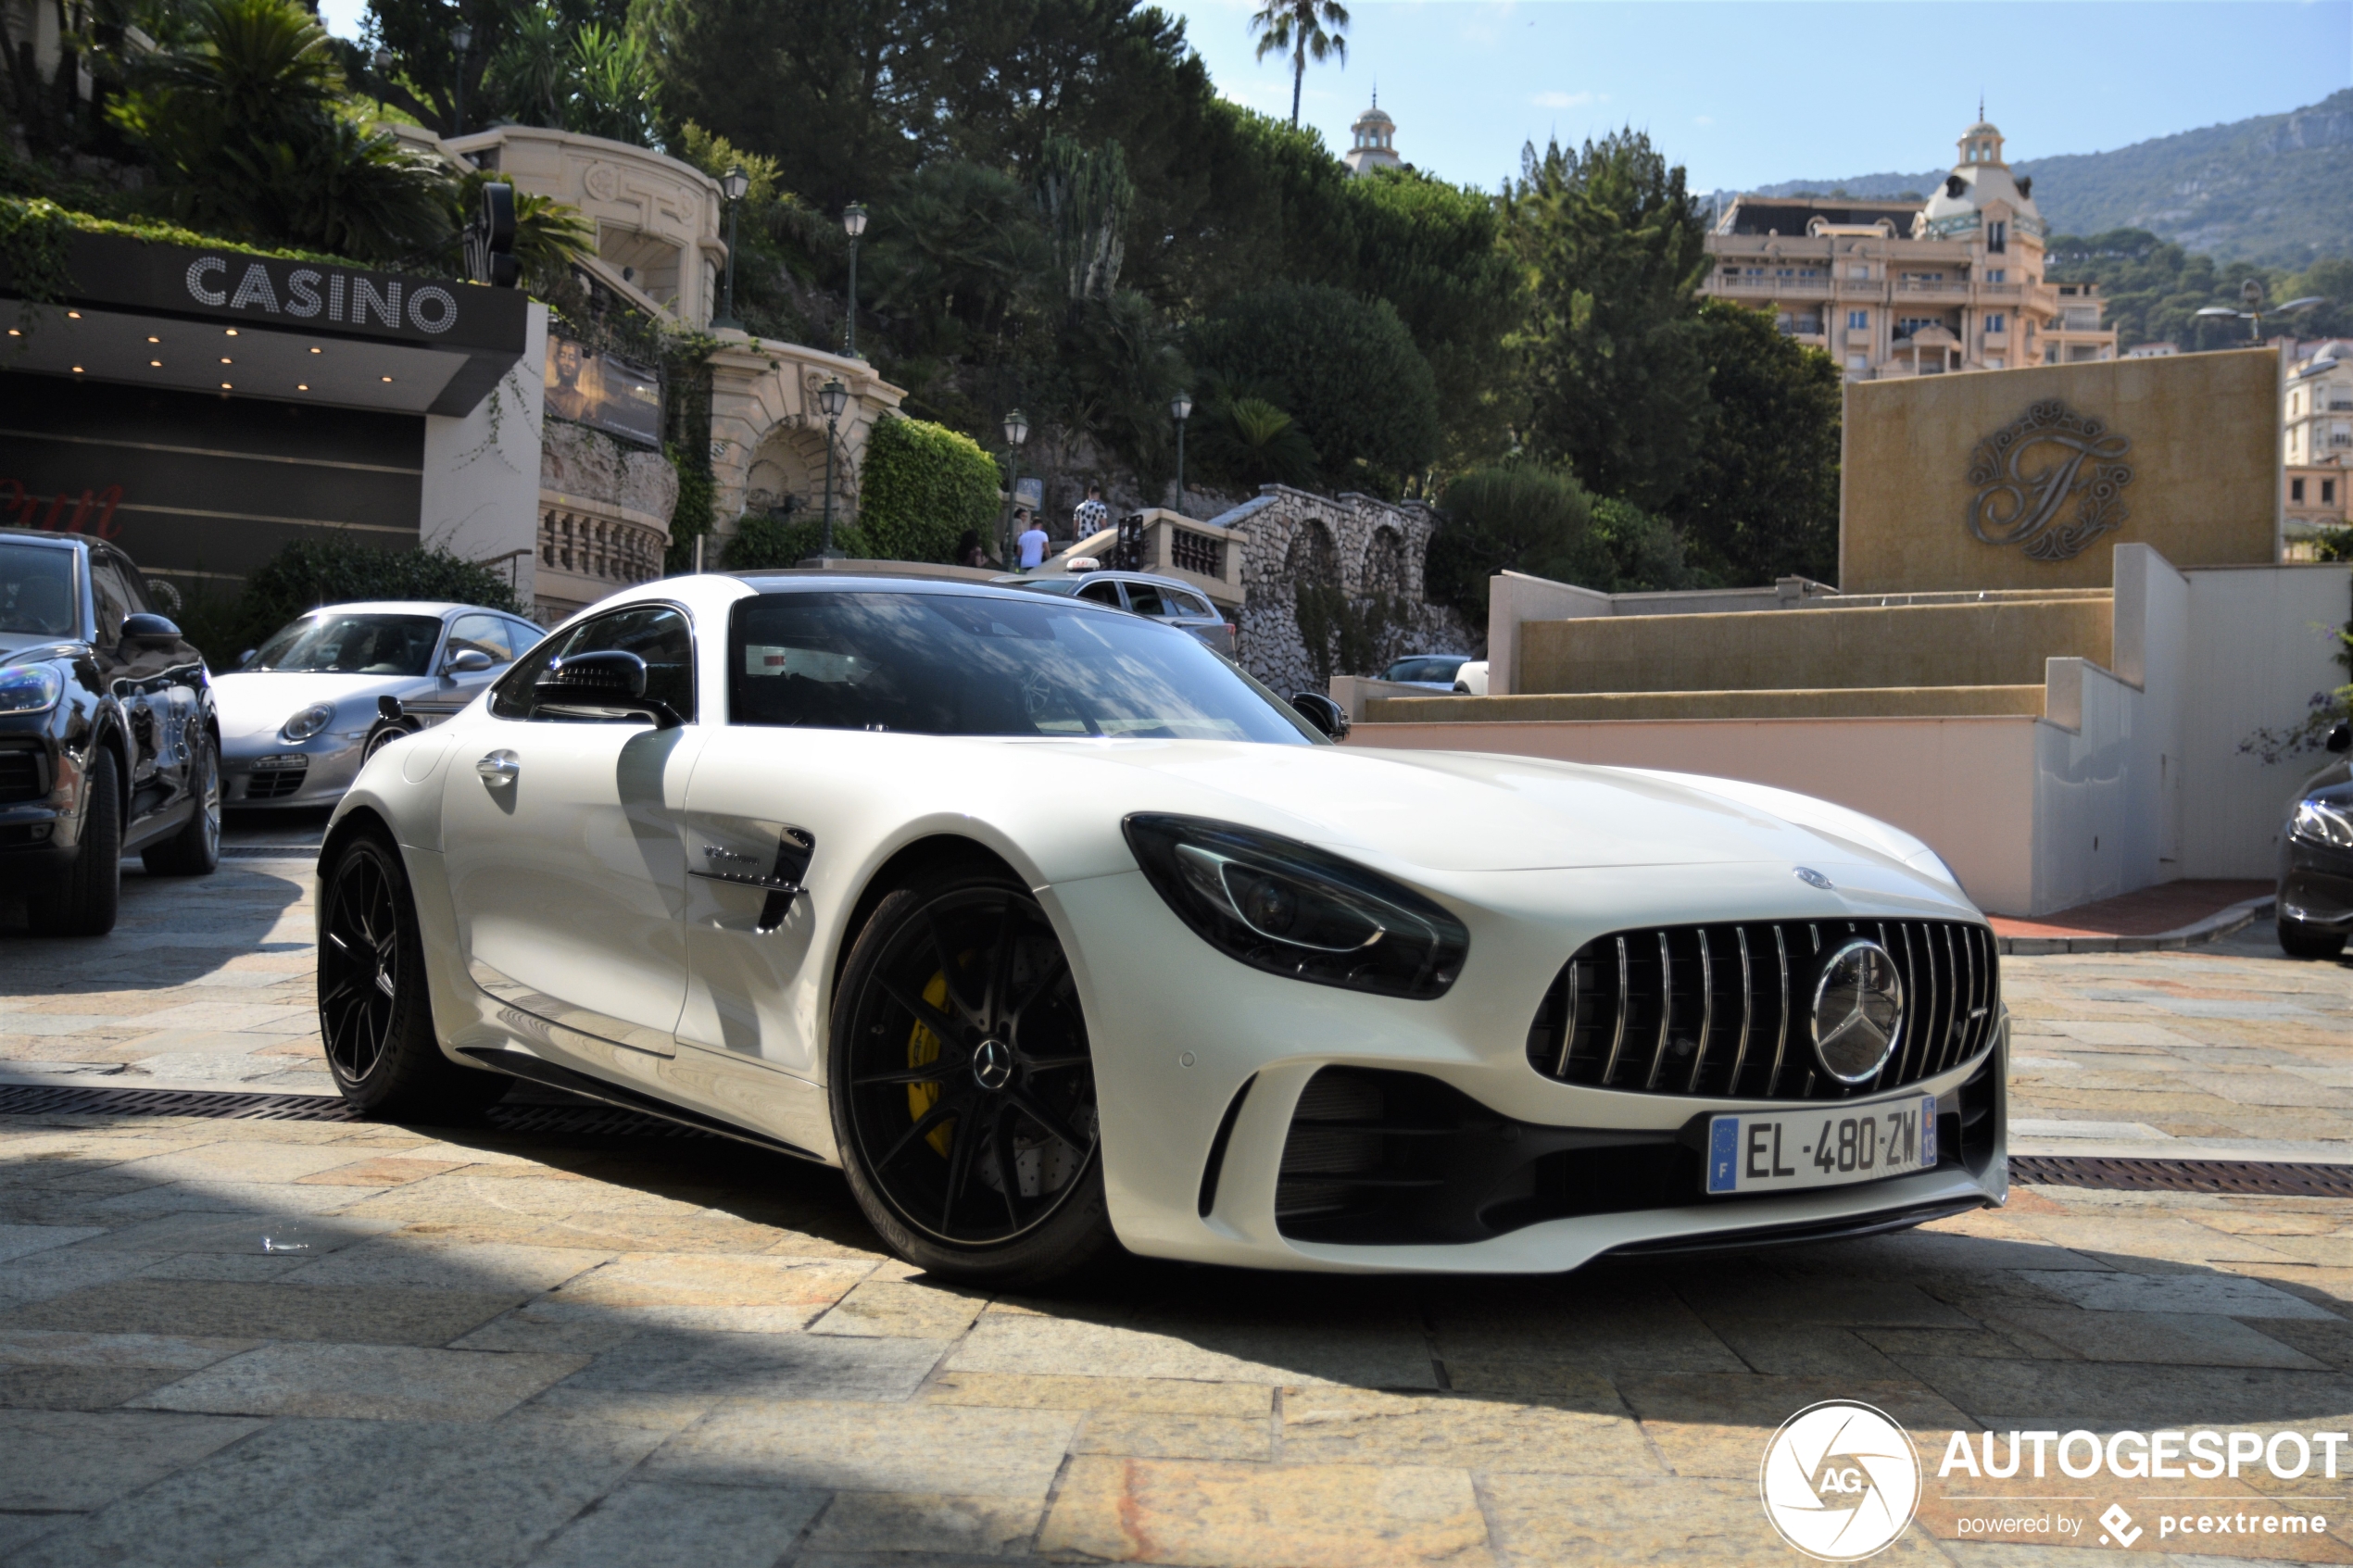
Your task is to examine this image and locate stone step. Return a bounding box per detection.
[1366,685,2047,723]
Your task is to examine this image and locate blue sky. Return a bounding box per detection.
[319,0,2353,195]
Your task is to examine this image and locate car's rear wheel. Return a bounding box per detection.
[143,728,220,876]
[2278,914,2347,960]
[319,827,507,1119]
[26,746,121,937]
[829,864,1116,1286]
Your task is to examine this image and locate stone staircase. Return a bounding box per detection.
[1368,587,2116,722]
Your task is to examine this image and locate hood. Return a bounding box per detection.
[211,671,435,741]
[0,632,82,663]
[1067,742,1949,884]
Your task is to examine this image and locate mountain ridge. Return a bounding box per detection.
[1716,89,2353,265]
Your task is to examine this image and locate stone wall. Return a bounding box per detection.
[535,419,681,621]
[1210,485,1478,696]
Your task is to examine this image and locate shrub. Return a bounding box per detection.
[182,540,522,669]
[857,413,1002,563]
[724,513,872,571]
[1423,464,1603,619]
[1189,282,1440,494]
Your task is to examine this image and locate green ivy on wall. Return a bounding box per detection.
[857,413,1003,564]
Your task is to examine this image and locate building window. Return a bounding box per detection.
[1846,353,1869,372]
[1848,263,1869,280]
[1846,309,1869,331]
[2294,478,2308,502]
[1987,220,2007,253]
[1985,270,2006,283]
[1986,357,2005,370]
[2327,479,2339,505]
[1984,314,2007,334]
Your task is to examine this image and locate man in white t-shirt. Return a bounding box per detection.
[1015,511,1049,571]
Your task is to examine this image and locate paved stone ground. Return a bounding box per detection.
[2,850,2352,1565]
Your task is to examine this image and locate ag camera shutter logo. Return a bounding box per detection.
[1759,1400,1922,1561]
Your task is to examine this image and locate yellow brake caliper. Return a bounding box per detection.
[908,970,956,1156]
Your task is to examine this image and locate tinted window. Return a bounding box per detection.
[729,591,1315,744]
[250,614,442,675]
[0,543,78,637]
[446,614,515,664]
[1173,591,1214,618]
[1381,657,1466,684]
[88,555,133,646]
[491,605,695,721]
[1124,583,1170,617]
[504,618,547,657]
[1076,579,1122,607]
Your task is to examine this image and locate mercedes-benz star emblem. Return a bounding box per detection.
[972,1038,1015,1091]
[1809,940,1905,1084]
[1794,866,1835,891]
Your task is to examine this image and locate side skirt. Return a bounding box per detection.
[456,1045,830,1165]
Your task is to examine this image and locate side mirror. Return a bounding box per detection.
[121,612,182,647]
[445,648,496,675]
[535,649,683,729]
[378,695,406,723]
[2329,721,2351,755]
[239,648,257,668]
[1290,691,1351,740]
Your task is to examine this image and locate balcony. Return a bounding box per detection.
[1710,276,1831,297]
[1894,280,1969,299]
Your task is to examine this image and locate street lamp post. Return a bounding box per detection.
[449,21,472,136]
[1169,391,1193,513]
[714,166,749,331]
[841,203,868,358]
[1000,408,1030,570]
[818,376,850,560]
[2196,279,2325,344]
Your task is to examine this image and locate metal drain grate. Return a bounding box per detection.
[2012,1154,2353,1198]
[0,1083,716,1140]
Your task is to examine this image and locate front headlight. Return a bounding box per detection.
[2292,797,2353,850]
[1124,813,1469,999]
[0,664,64,716]
[280,701,336,743]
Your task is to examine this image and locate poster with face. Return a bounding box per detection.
[544,334,661,445]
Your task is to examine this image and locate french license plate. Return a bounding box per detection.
[1705,1096,1938,1195]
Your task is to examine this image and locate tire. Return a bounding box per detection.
[2278,915,2347,960]
[143,728,221,877]
[362,720,419,764]
[829,863,1118,1287]
[318,826,508,1120]
[27,746,121,937]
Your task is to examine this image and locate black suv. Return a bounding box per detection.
[1,529,220,935]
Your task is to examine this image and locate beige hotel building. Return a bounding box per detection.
[1704,118,2118,378]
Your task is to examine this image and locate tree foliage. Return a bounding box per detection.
[1425,463,1693,621]
[1505,130,1712,511]
[1666,299,1842,586]
[1189,281,1439,495]
[857,413,1004,564]
[1247,0,1349,127]
[2045,228,2353,350]
[180,540,522,668]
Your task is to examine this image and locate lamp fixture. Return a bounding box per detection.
[842,202,868,239]
[382,376,394,383]
[146,335,159,344]
[149,359,161,368]
[309,346,321,354]
[297,383,309,391]
[66,311,80,320]
[817,375,849,420]
[1171,391,1194,421]
[224,328,237,336]
[1004,408,1030,447]
[449,21,472,52]
[719,165,749,203]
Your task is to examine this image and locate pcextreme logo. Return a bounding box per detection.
[1759,1400,1922,1562]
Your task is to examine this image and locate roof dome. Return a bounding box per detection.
[1919,114,2041,238]
[1353,102,1394,130]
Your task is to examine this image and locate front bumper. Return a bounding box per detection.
[1049,860,2006,1274]
[220,733,367,808]
[2281,837,2353,931]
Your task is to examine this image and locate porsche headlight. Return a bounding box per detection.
[280,701,336,743]
[2292,797,2353,850]
[0,664,63,716]
[1124,813,1469,999]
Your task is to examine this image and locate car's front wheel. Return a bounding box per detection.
[829,863,1116,1286]
[26,746,121,937]
[2278,913,2347,960]
[318,826,507,1119]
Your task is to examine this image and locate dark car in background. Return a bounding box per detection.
[2280,721,2353,958]
[1378,653,1477,691]
[1001,569,1236,657]
[0,528,220,935]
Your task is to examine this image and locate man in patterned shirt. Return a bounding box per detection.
[1072,483,1110,543]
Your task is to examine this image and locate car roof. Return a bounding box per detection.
[725,573,1110,608]
[287,602,517,618]
[996,570,1212,594]
[0,528,89,554]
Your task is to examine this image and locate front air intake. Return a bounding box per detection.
[1526,918,1999,1102]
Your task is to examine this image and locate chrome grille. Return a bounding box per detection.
[1526,918,1999,1101]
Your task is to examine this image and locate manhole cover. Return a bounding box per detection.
[2011,1154,2353,1199]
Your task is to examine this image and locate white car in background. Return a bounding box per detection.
[318,572,2006,1286]
[215,602,543,808]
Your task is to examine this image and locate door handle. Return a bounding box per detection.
[474,751,519,785]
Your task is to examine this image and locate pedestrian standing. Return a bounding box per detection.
[955,530,989,569]
[1015,510,1049,571]
[1072,483,1110,543]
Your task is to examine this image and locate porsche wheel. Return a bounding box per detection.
[830,864,1116,1286]
[27,746,121,937]
[319,827,507,1120]
[2279,915,2347,960]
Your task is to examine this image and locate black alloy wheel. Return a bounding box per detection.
[2279,914,2347,960]
[144,729,220,875]
[317,829,507,1119]
[831,868,1115,1284]
[26,746,121,936]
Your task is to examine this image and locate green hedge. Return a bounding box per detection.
[724,513,871,570]
[856,413,1001,563]
[177,541,522,670]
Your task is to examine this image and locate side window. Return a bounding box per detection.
[489,605,695,722]
[504,618,546,659]
[1174,591,1214,619]
[1124,583,1170,617]
[87,554,132,646]
[446,614,514,665]
[1076,579,1122,608]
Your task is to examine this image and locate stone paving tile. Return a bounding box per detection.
[2013,1271,2343,1319]
[799,1491,1044,1557]
[1616,1374,1977,1478]
[1478,1471,1957,1567]
[924,1372,1275,1417]
[1978,1308,2328,1369]
[129,1341,590,1422]
[525,1479,827,1567]
[1278,1385,1660,1475]
[560,1329,948,1399]
[809,1277,991,1338]
[1074,1409,1276,1461]
[946,1310,1439,1388]
[274,1237,614,1293]
[0,1223,106,1262]
[0,1407,264,1511]
[649,1399,1078,1496]
[1038,1455,1494,1567]
[545,1250,872,1308]
[66,1210,396,1254]
[3,1279,525,1345]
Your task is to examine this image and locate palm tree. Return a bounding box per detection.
[1249,0,1350,128]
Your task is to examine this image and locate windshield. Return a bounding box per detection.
[249,613,443,675]
[731,590,1318,743]
[1382,657,1466,684]
[0,543,79,638]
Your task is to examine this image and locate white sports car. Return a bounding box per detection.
[320,572,2007,1285]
